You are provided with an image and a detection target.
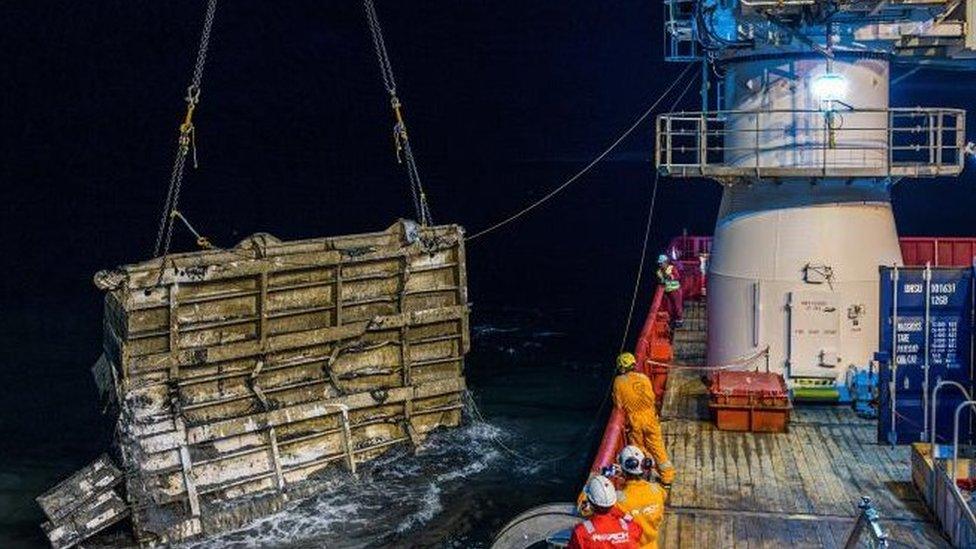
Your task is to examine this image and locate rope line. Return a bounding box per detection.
[463,391,577,465]
[152,0,218,259]
[574,69,700,454]
[619,171,660,354]
[465,63,696,242]
[363,0,432,226]
[645,345,770,371]
[465,65,697,464]
[617,72,700,354]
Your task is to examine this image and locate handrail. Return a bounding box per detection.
[950,400,976,531]
[930,381,972,506]
[635,285,667,375]
[656,107,966,180]
[663,107,967,115]
[589,408,627,475]
[590,285,668,476]
[951,400,976,486]
[932,380,972,456]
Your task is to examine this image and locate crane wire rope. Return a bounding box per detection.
[152,0,219,259]
[616,65,701,354]
[464,62,695,243]
[618,170,661,354]
[363,0,433,226]
[464,66,698,465]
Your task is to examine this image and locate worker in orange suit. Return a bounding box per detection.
[614,445,667,549]
[612,352,674,486]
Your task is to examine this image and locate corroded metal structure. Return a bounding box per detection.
[40,221,470,547]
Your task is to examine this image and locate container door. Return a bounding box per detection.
[788,291,841,378]
[878,266,975,445]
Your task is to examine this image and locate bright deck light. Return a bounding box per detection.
[812,73,847,102]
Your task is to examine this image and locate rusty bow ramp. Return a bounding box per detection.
[658,302,948,548]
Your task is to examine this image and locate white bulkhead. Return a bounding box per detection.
[707,55,903,383]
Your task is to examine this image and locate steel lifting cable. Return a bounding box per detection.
[465,66,698,465]
[617,71,701,354]
[363,0,432,226]
[465,63,696,242]
[574,68,699,445]
[152,0,219,258]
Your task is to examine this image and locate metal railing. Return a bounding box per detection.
[663,0,701,61]
[656,107,966,180]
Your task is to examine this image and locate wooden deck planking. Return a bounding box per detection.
[657,369,949,547]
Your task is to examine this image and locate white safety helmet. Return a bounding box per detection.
[657,254,669,265]
[584,475,617,508]
[618,445,645,475]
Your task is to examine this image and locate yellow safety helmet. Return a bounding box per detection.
[617,352,637,371]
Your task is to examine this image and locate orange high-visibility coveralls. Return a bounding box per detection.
[615,478,667,549]
[612,371,674,484]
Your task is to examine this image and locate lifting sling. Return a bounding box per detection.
[363,0,433,226]
[152,0,219,258]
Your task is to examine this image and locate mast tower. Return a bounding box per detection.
[658,0,975,390]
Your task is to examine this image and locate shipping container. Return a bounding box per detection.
[877,265,974,445]
[900,237,976,267]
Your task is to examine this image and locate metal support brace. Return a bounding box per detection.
[249,359,269,410]
[325,404,357,477]
[399,257,414,396]
[398,255,421,451]
[267,427,286,491]
[889,266,899,446]
[166,282,202,519]
[174,415,201,518]
[403,396,422,450]
[259,267,268,348]
[169,283,180,379]
[923,263,932,441]
[335,264,344,327]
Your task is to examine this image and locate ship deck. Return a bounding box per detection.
[657,303,949,548]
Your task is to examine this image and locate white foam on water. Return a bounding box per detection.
[187,421,506,548]
[394,481,443,534]
[471,324,520,336]
[531,331,566,338]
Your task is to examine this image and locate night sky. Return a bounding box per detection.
[2,2,974,312]
[0,1,677,307]
[1,1,975,546]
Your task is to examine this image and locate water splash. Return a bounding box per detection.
[188,422,505,548]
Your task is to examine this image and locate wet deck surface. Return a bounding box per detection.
[658,303,948,548]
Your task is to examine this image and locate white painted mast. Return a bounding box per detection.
[659,0,975,392]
